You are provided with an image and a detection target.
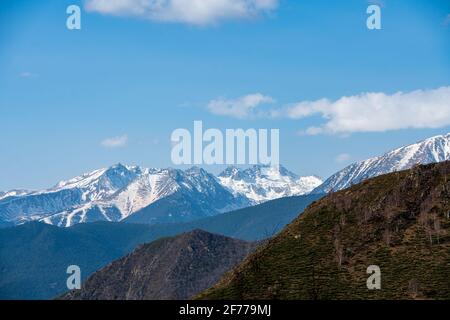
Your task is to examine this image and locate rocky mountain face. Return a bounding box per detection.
[313,133,450,194]
[198,161,450,300]
[61,230,257,300]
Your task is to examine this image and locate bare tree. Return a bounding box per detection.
[333,225,344,267]
[419,210,433,245]
[307,258,320,300]
[339,214,346,227]
[408,279,420,299]
[334,239,344,267]
[383,227,391,246]
[433,214,441,244]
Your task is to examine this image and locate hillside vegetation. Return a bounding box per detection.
[198,162,450,300]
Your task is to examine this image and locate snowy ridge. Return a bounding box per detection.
[0,189,30,201]
[218,165,322,203]
[313,133,450,194]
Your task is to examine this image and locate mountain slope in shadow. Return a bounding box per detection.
[61,230,256,300]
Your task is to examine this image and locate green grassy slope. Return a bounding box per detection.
[198,162,450,300]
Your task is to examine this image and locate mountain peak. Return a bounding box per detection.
[106,163,143,175]
[179,229,223,242]
[313,132,450,194]
[218,166,241,179]
[218,164,322,203]
[111,162,126,169]
[185,166,208,175]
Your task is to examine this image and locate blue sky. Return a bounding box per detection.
[0,0,449,190]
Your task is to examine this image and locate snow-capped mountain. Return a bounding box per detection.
[313,133,450,194]
[218,165,323,203]
[0,189,30,201]
[0,164,250,227]
[0,163,319,227]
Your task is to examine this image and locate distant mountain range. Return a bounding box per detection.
[0,194,320,299]
[2,133,450,228]
[313,133,450,194]
[0,164,321,227]
[199,161,450,300]
[61,230,256,300]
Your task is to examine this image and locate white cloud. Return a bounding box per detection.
[207,93,274,119]
[335,153,351,163]
[284,86,450,135]
[101,135,128,148]
[84,0,278,25]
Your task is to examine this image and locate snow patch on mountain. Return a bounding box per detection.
[313,133,450,194]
